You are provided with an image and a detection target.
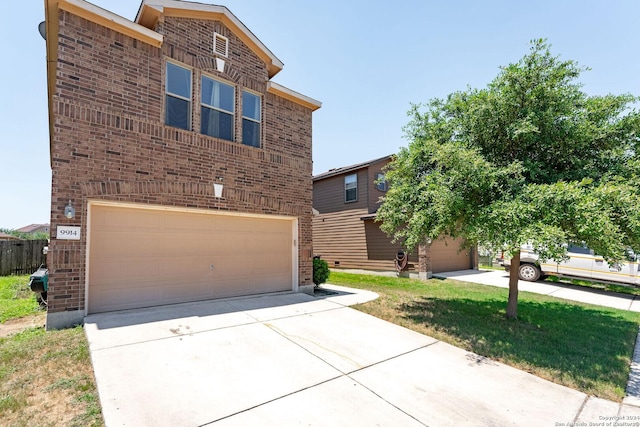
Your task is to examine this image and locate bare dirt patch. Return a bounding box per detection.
[0,313,46,338]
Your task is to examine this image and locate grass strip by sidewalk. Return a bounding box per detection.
[329,271,640,402]
[0,326,103,426]
[0,274,103,426]
[543,274,640,297]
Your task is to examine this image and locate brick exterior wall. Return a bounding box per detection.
[48,10,314,322]
[418,242,432,280]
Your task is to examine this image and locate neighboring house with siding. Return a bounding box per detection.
[43,0,320,329]
[313,155,476,276]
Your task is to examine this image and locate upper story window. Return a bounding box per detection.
[345,173,357,202]
[201,75,234,141]
[242,91,261,148]
[165,62,192,130]
[375,172,387,191]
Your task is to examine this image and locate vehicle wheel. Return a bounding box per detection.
[518,264,541,282]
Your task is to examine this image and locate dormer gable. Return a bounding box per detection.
[136,0,283,78]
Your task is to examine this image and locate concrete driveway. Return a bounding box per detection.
[85,284,640,426]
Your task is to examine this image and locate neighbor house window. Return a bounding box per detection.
[165,62,192,130]
[201,75,234,141]
[375,172,387,191]
[242,91,261,147]
[345,174,357,202]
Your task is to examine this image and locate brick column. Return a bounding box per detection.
[418,238,432,280]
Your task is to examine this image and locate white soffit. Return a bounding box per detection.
[60,0,163,47]
[267,82,322,111]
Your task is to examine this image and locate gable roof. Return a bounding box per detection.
[313,155,392,181]
[136,0,283,78]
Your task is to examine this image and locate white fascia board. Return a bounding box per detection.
[61,0,163,46]
[138,0,283,70]
[267,81,322,111]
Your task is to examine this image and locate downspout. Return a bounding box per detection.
[44,0,59,167]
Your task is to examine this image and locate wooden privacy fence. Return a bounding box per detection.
[0,240,48,276]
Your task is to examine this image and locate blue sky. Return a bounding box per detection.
[1,0,639,229]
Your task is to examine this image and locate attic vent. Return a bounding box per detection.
[213,33,228,57]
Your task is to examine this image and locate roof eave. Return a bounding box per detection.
[313,155,393,181]
[267,82,321,111]
[61,0,163,47]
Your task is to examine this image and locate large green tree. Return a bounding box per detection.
[378,39,640,318]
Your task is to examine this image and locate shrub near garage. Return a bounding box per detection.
[313,258,330,286]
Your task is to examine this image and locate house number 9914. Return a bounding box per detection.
[57,226,81,240]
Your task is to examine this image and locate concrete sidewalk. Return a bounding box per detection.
[85,284,640,426]
[434,269,640,312]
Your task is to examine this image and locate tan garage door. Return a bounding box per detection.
[88,204,294,314]
[431,237,471,273]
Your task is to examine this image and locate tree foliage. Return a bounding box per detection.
[0,229,49,241]
[378,39,640,318]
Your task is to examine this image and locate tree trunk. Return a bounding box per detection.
[506,251,520,319]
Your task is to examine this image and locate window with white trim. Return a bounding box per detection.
[165,62,192,130]
[375,172,387,191]
[201,75,234,141]
[242,91,261,148]
[345,173,357,202]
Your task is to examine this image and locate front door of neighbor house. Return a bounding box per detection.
[87,203,294,313]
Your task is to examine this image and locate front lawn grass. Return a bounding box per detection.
[0,274,103,426]
[0,326,103,426]
[0,275,41,323]
[328,271,640,401]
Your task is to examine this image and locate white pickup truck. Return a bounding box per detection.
[503,244,640,285]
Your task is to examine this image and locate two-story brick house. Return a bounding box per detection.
[313,155,476,276]
[43,0,320,329]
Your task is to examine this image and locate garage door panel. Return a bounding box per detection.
[91,287,161,313]
[90,261,210,291]
[160,279,213,301]
[92,280,215,313]
[91,232,162,259]
[431,237,471,273]
[88,204,294,314]
[216,216,247,233]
